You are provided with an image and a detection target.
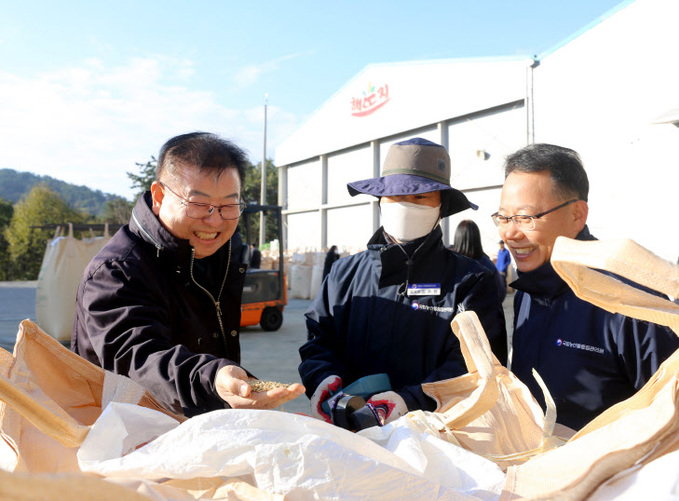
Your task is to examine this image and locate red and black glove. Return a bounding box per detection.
[367,391,408,425]
[309,375,342,423]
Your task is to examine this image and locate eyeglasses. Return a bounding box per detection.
[159,181,245,220]
[491,199,579,231]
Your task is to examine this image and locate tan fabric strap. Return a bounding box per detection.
[551,237,679,334]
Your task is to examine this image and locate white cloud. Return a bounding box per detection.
[0,56,297,199]
[232,53,302,89]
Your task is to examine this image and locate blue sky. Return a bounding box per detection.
[0,0,625,199]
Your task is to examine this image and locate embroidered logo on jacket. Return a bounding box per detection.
[556,338,604,354]
[411,302,455,313]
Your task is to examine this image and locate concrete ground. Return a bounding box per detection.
[239,297,312,415]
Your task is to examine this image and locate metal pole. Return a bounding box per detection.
[526,56,540,145]
[259,94,268,247]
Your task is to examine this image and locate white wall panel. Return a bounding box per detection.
[327,204,374,252]
[448,107,526,191]
[286,160,321,211]
[287,212,321,251]
[327,146,373,205]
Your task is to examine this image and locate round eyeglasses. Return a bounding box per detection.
[160,181,245,220]
[491,199,579,231]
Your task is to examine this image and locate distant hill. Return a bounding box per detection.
[0,168,128,217]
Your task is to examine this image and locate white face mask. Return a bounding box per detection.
[380,201,441,242]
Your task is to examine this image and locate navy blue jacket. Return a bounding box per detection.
[511,226,679,430]
[299,226,508,411]
[72,193,247,417]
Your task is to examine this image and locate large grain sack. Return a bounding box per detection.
[290,265,311,299]
[35,224,111,342]
[309,264,324,300]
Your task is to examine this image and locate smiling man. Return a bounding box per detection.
[494,143,679,430]
[72,132,304,417]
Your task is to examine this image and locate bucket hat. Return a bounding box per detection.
[347,138,477,217]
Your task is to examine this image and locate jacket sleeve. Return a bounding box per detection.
[397,330,466,412]
[459,268,508,366]
[298,274,348,398]
[615,315,679,390]
[76,260,239,417]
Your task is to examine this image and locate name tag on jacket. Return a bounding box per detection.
[407,283,441,296]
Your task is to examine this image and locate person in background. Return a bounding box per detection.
[493,142,679,430]
[249,243,261,269]
[495,240,511,288]
[299,138,507,427]
[72,132,304,417]
[451,219,506,303]
[323,245,340,280]
[231,225,249,265]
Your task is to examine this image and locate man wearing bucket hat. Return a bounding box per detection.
[299,138,507,427]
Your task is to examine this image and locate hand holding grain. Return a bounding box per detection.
[215,365,305,410]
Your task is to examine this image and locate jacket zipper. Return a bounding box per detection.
[188,242,232,347]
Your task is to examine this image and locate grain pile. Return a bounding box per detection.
[248,380,290,392]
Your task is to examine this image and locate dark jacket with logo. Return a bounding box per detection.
[71,192,247,417]
[299,226,508,411]
[511,226,679,430]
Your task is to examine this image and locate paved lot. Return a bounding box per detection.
[240,297,312,415]
[0,282,513,417]
[0,281,38,352]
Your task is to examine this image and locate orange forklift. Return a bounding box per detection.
[239,204,287,331]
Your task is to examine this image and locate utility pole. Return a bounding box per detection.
[259,94,267,248]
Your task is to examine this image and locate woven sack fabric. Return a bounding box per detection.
[0,320,282,500]
[0,319,184,473]
[416,310,566,471]
[502,237,679,500]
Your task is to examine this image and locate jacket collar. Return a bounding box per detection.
[129,191,194,264]
[368,225,445,287]
[511,225,596,299]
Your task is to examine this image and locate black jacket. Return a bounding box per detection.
[72,193,246,416]
[299,226,508,411]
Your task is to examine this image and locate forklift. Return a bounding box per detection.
[239,204,287,331]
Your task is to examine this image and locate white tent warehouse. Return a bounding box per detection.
[275,0,679,263]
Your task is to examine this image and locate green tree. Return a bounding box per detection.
[102,198,133,224]
[127,157,157,199]
[5,184,85,280]
[0,196,14,281]
[240,159,279,246]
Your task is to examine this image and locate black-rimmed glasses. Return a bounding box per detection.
[491,199,579,231]
[159,181,245,220]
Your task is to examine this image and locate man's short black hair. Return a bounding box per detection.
[504,143,589,202]
[157,132,248,185]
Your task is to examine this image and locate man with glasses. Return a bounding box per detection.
[72,132,304,417]
[493,143,679,431]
